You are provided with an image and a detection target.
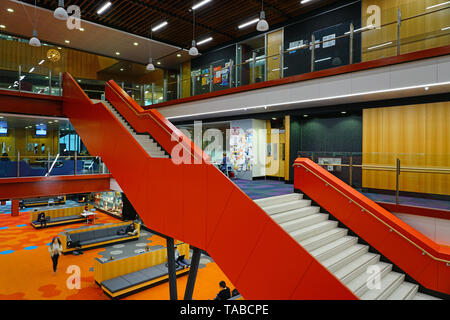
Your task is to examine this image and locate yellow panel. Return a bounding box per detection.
[362,102,450,195]
[267,30,283,81]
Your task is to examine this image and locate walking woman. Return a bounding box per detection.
[48,237,63,274]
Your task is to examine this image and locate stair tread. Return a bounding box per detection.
[346,262,391,293]
[255,193,302,207]
[270,206,319,222]
[412,293,441,300]
[299,228,347,248]
[386,281,418,300]
[322,244,370,271]
[310,236,356,257]
[280,213,328,230]
[360,271,404,300]
[289,220,337,238]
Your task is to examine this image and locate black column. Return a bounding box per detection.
[183,247,202,300]
[166,237,178,300]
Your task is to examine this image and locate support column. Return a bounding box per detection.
[166,237,178,300]
[184,247,202,300]
[11,199,20,217]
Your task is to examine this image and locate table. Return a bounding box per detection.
[81,211,97,224]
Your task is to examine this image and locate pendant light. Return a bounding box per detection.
[189,9,199,56]
[54,0,68,20]
[146,28,155,71]
[29,29,41,47]
[29,1,41,47]
[256,0,269,32]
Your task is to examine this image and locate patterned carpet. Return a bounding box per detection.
[232,179,294,200]
[0,210,233,300]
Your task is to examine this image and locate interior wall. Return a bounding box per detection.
[362,102,450,195]
[361,0,450,62]
[267,29,283,81]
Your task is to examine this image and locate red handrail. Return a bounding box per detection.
[294,158,450,294]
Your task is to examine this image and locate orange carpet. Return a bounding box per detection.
[0,211,234,300]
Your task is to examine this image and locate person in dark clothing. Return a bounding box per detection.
[214,281,231,300]
[1,153,9,161]
[37,211,47,228]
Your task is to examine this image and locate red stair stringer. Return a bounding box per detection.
[62,73,357,300]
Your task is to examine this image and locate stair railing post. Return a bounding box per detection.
[184,247,202,300]
[166,237,178,300]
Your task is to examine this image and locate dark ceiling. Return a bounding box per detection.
[21,0,339,52]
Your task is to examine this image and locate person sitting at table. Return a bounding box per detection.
[127,223,138,236]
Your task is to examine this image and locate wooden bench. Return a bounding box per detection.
[94,243,190,299]
[30,204,94,229]
[59,221,140,254]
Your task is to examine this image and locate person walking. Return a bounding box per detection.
[48,237,63,274]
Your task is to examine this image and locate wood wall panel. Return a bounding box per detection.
[361,0,450,62]
[362,102,450,195]
[181,60,191,98]
[267,29,283,81]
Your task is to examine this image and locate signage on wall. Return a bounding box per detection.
[318,157,342,172]
[322,34,336,48]
[0,121,7,135]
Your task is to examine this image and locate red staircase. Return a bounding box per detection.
[63,72,356,300]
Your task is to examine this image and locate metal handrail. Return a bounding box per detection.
[314,163,450,174]
[293,162,450,264]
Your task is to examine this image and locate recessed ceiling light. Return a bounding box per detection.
[0,25,5,29]
[54,120,59,122]
[120,68,124,71]
[115,52,120,55]
[177,53,181,57]
[65,40,70,44]
[303,114,308,117]
[341,111,347,114]
[7,8,14,13]
[192,0,213,10]
[57,47,62,50]
[133,42,139,46]
[38,59,45,65]
[79,27,85,31]
[97,2,112,15]
[425,86,430,91]
[157,61,161,65]
[300,0,313,4]
[272,118,277,120]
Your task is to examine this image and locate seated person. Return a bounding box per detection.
[174,245,190,269]
[214,281,231,300]
[126,223,138,236]
[231,288,240,297]
[36,210,47,228]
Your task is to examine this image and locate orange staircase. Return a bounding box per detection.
[62,73,356,300]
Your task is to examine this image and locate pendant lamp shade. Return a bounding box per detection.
[29,29,41,47]
[189,40,199,56]
[256,10,269,32]
[54,0,68,20]
[146,57,155,71]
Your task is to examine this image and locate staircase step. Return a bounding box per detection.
[300,228,348,252]
[289,220,338,242]
[412,292,441,300]
[270,206,319,224]
[323,244,370,273]
[280,213,328,233]
[310,236,358,262]
[264,200,311,215]
[255,193,302,208]
[360,271,405,300]
[346,262,392,296]
[386,281,419,300]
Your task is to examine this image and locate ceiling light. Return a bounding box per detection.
[238,18,259,29]
[152,21,168,32]
[341,111,347,114]
[29,67,35,73]
[272,118,277,120]
[120,68,124,71]
[426,1,450,10]
[192,0,213,10]
[115,52,120,55]
[189,40,199,56]
[133,42,139,46]
[157,61,161,65]
[29,30,41,47]
[146,58,155,71]
[256,1,269,32]
[97,2,112,15]
[38,59,45,65]
[54,0,68,20]
[300,0,313,3]
[57,47,62,50]
[303,114,308,117]
[7,8,14,13]
[425,86,430,91]
[0,25,5,29]
[79,27,85,31]
[65,40,70,44]
[54,120,59,122]
[197,37,213,45]
[177,53,181,57]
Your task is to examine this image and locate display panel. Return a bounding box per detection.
[35,124,47,136]
[0,121,7,135]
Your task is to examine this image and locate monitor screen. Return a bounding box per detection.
[0,121,7,135]
[36,124,47,136]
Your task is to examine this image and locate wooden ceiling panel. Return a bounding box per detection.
[19,0,339,51]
